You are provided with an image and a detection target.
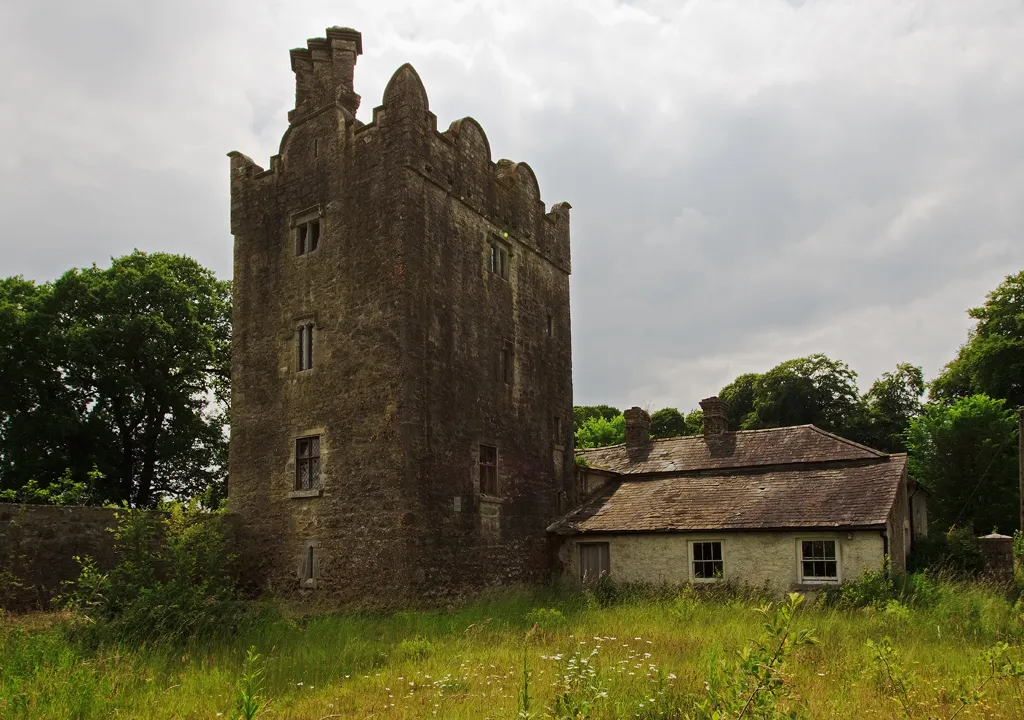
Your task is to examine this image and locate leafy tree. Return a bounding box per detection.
[931,271,1024,408]
[0,467,101,506]
[718,373,759,430]
[746,354,860,433]
[905,394,1019,534]
[0,277,91,495]
[574,414,625,449]
[858,363,925,452]
[650,408,687,439]
[573,405,621,429]
[929,353,975,403]
[684,408,704,435]
[0,252,230,508]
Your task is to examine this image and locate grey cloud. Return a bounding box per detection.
[1,0,1022,412]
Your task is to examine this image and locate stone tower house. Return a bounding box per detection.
[227,28,573,601]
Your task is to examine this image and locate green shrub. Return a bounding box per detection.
[909,527,985,576]
[525,607,567,631]
[63,499,247,646]
[819,565,897,609]
[396,636,435,661]
[694,593,816,719]
[883,599,912,624]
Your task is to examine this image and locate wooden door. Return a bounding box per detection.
[579,542,610,584]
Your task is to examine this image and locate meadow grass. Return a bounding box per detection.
[3,581,1024,719]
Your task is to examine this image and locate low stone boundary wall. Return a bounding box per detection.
[0,503,129,611]
[1,503,257,612]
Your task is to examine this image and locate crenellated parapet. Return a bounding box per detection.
[359,62,570,271]
[229,27,570,271]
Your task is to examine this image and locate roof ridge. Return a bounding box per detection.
[805,425,888,457]
[577,425,825,455]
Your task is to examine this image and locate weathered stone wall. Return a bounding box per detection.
[0,503,123,610]
[886,457,909,575]
[227,28,572,603]
[556,530,887,593]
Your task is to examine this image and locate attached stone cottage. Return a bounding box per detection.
[550,398,928,592]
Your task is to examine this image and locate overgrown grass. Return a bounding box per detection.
[3,579,1024,719]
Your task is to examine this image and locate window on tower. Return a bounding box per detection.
[297,218,321,255]
[488,240,509,279]
[295,436,321,491]
[500,339,514,384]
[297,322,314,371]
[479,444,498,496]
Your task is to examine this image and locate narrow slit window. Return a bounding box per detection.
[546,314,554,337]
[800,540,838,581]
[309,220,320,251]
[297,323,314,371]
[552,416,562,444]
[479,444,498,496]
[306,546,314,580]
[500,340,514,384]
[295,436,321,490]
[692,541,724,580]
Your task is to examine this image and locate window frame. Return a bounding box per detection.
[500,339,514,384]
[688,540,725,583]
[291,207,323,256]
[296,218,321,255]
[297,322,314,371]
[478,444,499,497]
[295,435,322,491]
[552,415,562,445]
[487,239,510,280]
[797,537,841,584]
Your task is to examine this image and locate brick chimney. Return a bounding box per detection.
[623,407,651,452]
[700,396,729,437]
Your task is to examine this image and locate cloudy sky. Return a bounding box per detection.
[1,0,1022,411]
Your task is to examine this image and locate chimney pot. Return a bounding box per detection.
[699,396,730,437]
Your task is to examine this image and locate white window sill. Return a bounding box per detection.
[289,488,322,499]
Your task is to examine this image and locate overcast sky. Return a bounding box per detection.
[1,0,1022,411]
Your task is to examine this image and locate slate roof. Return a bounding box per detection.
[548,453,907,535]
[576,425,885,475]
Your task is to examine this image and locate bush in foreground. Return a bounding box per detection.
[63,499,255,646]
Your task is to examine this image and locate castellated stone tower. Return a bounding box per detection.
[227,27,573,601]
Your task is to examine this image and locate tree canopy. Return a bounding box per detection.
[932,271,1024,409]
[574,414,625,449]
[857,363,926,453]
[573,405,621,430]
[0,252,230,508]
[906,394,1019,534]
